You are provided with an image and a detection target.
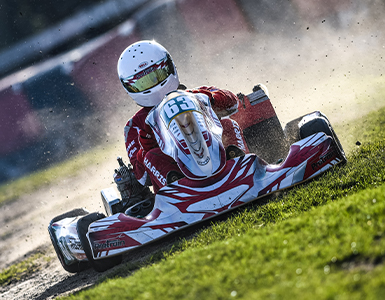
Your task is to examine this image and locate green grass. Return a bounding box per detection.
[0,253,45,286]
[2,84,384,298]
[69,184,385,300]
[61,104,385,299]
[166,142,385,255]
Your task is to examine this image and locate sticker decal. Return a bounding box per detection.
[138,61,148,69]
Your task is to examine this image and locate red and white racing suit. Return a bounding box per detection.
[124,87,249,193]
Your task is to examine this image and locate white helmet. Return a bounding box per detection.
[117,40,179,107]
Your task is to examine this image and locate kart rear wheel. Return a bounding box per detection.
[77,212,123,272]
[299,116,346,163]
[284,113,347,164]
[48,208,89,273]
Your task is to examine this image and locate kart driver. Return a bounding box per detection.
[117,40,249,197]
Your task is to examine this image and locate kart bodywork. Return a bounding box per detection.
[90,132,343,258]
[48,86,346,273]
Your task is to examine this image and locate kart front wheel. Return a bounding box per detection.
[77,212,123,272]
[48,208,89,273]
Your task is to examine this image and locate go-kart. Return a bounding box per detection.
[48,85,346,273]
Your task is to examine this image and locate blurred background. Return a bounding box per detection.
[0,0,384,183]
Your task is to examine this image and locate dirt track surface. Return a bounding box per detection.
[1,6,385,298]
[2,73,385,300]
[1,251,103,300]
[0,159,117,300]
[0,156,177,300]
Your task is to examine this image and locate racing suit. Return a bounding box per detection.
[124,86,249,193]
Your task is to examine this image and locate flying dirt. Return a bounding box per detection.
[1,1,385,299]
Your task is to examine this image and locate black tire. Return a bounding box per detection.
[77,212,123,272]
[299,116,332,139]
[48,208,89,273]
[299,117,347,164]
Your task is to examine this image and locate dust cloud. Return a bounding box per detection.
[1,0,385,271]
[98,0,385,149]
[176,0,385,127]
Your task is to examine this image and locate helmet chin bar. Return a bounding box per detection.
[175,112,212,175]
[137,75,179,107]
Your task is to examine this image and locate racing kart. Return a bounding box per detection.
[48,85,346,273]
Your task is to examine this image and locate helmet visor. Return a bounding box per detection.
[121,56,173,93]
